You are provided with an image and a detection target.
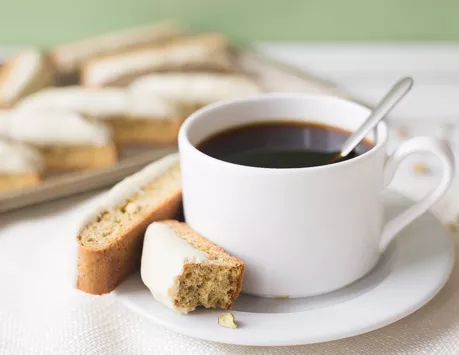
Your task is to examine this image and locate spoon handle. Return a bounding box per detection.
[339,77,413,158]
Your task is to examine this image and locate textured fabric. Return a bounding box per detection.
[1,177,458,354]
[1,58,459,354]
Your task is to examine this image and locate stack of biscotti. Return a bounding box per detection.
[76,153,182,294]
[0,20,262,193]
[75,154,245,313]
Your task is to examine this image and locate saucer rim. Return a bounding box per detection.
[113,191,455,346]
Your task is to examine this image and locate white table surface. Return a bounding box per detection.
[256,43,459,123]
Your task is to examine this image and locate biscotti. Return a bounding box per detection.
[81,33,233,87]
[16,86,129,117]
[77,153,182,295]
[48,20,182,80]
[141,220,245,313]
[108,95,184,146]
[0,138,43,192]
[16,87,183,145]
[0,48,53,108]
[129,73,262,115]
[7,110,117,171]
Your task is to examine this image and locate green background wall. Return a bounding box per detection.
[0,0,457,46]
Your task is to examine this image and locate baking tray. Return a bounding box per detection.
[0,50,345,213]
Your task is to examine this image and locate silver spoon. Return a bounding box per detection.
[333,76,413,162]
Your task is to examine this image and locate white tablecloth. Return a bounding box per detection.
[1,169,458,355]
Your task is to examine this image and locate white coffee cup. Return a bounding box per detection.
[178,93,455,298]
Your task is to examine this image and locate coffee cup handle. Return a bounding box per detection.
[379,136,455,251]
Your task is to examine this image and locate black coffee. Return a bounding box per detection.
[197,121,373,169]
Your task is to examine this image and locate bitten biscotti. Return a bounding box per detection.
[141,221,245,314]
[48,20,182,81]
[0,48,53,108]
[77,153,182,295]
[81,33,233,87]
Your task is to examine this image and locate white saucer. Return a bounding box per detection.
[114,191,454,346]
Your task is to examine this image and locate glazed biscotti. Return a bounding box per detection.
[141,221,245,313]
[7,110,117,171]
[0,109,10,136]
[48,20,182,81]
[129,73,262,115]
[77,153,182,295]
[0,48,53,108]
[81,33,233,87]
[0,138,43,192]
[109,95,183,146]
[16,87,183,145]
[0,110,44,191]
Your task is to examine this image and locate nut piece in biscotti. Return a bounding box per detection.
[218,312,238,328]
[141,221,245,314]
[0,48,54,108]
[77,153,182,295]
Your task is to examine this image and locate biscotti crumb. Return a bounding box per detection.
[396,126,409,138]
[218,312,237,329]
[412,162,430,174]
[274,295,289,299]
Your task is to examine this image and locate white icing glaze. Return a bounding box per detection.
[0,109,12,136]
[17,87,129,117]
[84,35,228,86]
[50,21,182,73]
[141,222,209,313]
[7,110,112,146]
[17,87,179,119]
[0,138,44,173]
[78,153,179,229]
[0,48,43,104]
[126,94,180,118]
[129,73,261,104]
[104,152,179,207]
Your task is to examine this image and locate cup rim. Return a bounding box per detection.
[178,93,387,173]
